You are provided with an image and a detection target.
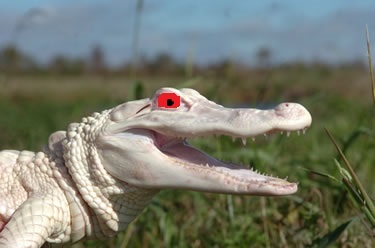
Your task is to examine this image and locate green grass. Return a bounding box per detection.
[0,71,373,247]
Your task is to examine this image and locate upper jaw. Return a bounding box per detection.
[109,88,312,137]
[108,100,312,139]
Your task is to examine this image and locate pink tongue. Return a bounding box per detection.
[153,132,180,147]
[161,142,220,165]
[161,142,279,183]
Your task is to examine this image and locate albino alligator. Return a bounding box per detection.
[0,88,312,247]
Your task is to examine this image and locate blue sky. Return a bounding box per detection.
[1,0,375,66]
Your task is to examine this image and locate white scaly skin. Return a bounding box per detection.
[0,150,71,247]
[0,88,312,247]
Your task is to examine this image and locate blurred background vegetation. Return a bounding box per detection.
[0,1,374,247]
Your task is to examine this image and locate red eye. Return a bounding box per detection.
[157,93,180,108]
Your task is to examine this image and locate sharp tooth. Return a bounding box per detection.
[241,137,247,146]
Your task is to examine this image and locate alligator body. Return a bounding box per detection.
[0,88,312,247]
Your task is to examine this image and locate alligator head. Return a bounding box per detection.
[81,87,311,196]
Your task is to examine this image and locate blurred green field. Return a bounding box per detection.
[0,67,374,247]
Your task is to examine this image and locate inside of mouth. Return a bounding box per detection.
[151,130,291,183]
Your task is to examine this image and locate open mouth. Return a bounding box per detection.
[139,128,307,195]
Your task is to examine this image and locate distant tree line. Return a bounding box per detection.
[0,44,193,76]
[0,44,366,77]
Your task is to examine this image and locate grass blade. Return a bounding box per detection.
[366,25,375,105]
[325,128,375,228]
[299,166,340,182]
[311,220,352,248]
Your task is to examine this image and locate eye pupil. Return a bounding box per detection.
[167,99,174,106]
